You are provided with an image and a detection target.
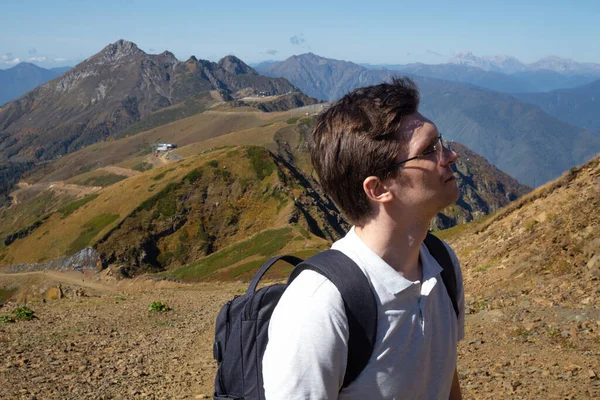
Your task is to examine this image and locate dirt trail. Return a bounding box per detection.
[99,165,140,177]
[0,271,118,294]
[10,181,101,206]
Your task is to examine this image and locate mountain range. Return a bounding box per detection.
[360,52,600,93]
[256,53,600,187]
[0,40,315,165]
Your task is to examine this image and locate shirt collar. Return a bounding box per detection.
[332,227,443,296]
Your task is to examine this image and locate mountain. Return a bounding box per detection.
[0,40,308,165]
[393,63,538,93]
[513,79,600,133]
[255,53,600,187]
[449,52,600,75]
[0,111,530,270]
[511,69,600,92]
[449,52,527,74]
[0,62,70,106]
[256,52,394,101]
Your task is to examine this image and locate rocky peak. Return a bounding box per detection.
[93,39,146,65]
[160,50,177,60]
[218,55,257,76]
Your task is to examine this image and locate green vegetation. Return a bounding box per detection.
[148,301,170,312]
[58,194,100,218]
[132,162,154,172]
[3,215,50,246]
[286,117,299,125]
[13,306,36,321]
[0,315,15,323]
[67,213,120,255]
[247,147,275,180]
[138,181,179,218]
[207,160,219,168]
[183,167,203,183]
[81,174,127,187]
[153,168,176,181]
[162,228,294,281]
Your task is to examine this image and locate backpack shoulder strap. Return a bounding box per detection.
[423,233,459,318]
[287,249,377,389]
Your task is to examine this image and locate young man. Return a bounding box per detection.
[263,78,465,399]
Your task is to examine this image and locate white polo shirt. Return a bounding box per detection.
[263,227,465,400]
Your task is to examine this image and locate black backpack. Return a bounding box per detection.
[212,233,458,400]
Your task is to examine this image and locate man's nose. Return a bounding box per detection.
[440,145,458,166]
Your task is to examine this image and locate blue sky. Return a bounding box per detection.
[1,0,599,68]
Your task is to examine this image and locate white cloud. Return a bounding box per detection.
[1,54,20,64]
[27,56,47,62]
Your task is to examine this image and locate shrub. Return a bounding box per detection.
[132,162,153,172]
[0,315,15,323]
[13,306,35,320]
[148,301,170,312]
[58,194,99,218]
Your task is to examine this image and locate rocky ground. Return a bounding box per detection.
[0,267,598,400]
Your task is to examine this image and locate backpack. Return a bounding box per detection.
[212,233,458,400]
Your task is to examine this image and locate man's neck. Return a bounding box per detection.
[355,218,429,282]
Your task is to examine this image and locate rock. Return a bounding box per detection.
[523,322,537,331]
[468,338,484,345]
[588,369,597,379]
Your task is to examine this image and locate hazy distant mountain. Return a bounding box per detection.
[510,70,600,92]
[0,40,305,163]
[256,52,394,101]
[513,79,600,133]
[361,62,597,93]
[392,63,537,93]
[450,51,600,75]
[449,52,527,74]
[0,62,70,105]
[258,53,600,187]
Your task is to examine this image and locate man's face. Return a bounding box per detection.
[386,112,459,217]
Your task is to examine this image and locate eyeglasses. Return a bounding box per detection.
[382,134,446,173]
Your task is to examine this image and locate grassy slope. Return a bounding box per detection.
[0,154,207,265]
[25,109,296,184]
[1,146,334,275]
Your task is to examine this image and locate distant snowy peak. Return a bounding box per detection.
[449,52,526,73]
[449,52,600,74]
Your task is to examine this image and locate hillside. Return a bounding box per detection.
[0,146,346,276]
[437,154,600,398]
[514,79,600,133]
[0,106,531,269]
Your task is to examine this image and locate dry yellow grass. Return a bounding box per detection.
[0,148,236,265]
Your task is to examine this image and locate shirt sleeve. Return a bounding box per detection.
[262,270,349,400]
[443,242,466,341]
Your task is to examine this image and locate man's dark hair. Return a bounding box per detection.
[309,77,420,226]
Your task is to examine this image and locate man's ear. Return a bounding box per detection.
[363,176,394,204]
